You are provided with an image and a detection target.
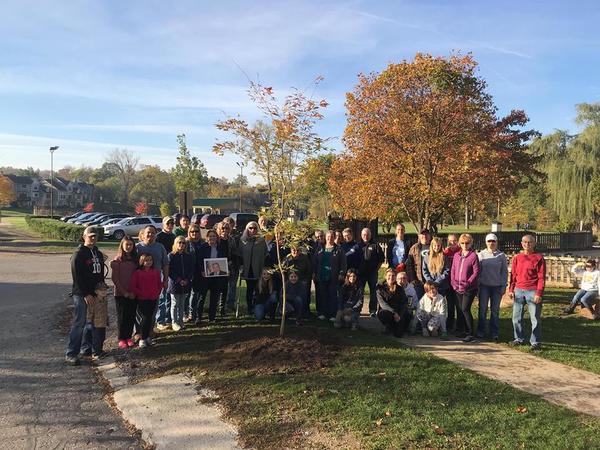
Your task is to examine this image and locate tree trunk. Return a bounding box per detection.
[464,201,470,229]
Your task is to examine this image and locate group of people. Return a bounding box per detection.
[65,214,594,365]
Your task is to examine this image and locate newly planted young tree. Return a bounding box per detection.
[171,134,209,200]
[330,53,538,231]
[214,78,328,336]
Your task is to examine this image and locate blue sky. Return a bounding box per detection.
[1,0,599,181]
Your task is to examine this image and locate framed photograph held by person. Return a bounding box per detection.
[204,257,229,277]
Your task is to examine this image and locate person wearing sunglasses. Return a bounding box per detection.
[508,234,546,350]
[239,221,267,315]
[185,225,204,322]
[476,233,508,341]
[564,259,599,319]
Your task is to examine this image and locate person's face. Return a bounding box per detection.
[426,286,438,298]
[395,225,405,238]
[361,229,370,242]
[189,227,200,240]
[176,240,186,252]
[289,272,299,283]
[261,270,271,281]
[219,224,231,239]
[325,232,335,246]
[211,263,220,272]
[385,271,394,285]
[95,287,108,298]
[315,231,324,243]
[486,238,497,251]
[247,224,258,236]
[335,231,343,242]
[142,228,156,244]
[143,257,153,268]
[343,231,352,242]
[397,272,407,286]
[521,238,535,251]
[586,264,594,271]
[431,240,442,253]
[447,235,458,247]
[164,220,174,231]
[207,232,217,245]
[180,217,190,228]
[419,233,430,245]
[123,240,134,253]
[84,233,97,246]
[348,272,357,284]
[290,247,299,257]
[459,239,472,251]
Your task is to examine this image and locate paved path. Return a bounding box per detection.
[360,315,600,416]
[0,252,142,450]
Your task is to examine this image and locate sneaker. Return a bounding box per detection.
[146,337,154,346]
[156,323,169,331]
[65,355,80,366]
[369,312,377,318]
[440,331,449,340]
[329,317,336,323]
[138,339,147,348]
[530,343,542,351]
[455,332,467,339]
[183,316,191,323]
[91,351,109,361]
[118,340,128,349]
[563,306,575,314]
[126,339,135,348]
[172,323,181,332]
[463,335,477,343]
[132,333,141,343]
[422,328,430,337]
[509,339,525,346]
[317,315,326,320]
[79,351,92,359]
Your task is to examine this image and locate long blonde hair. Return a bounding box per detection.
[427,237,445,275]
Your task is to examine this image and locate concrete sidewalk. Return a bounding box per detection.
[97,360,240,449]
[360,315,600,416]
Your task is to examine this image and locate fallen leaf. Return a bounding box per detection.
[516,406,528,414]
[433,424,445,435]
[385,411,392,417]
[375,418,383,427]
[199,371,208,377]
[377,372,386,377]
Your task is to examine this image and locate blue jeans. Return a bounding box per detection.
[512,288,542,345]
[477,285,503,338]
[255,293,278,320]
[288,295,306,320]
[170,293,187,326]
[188,288,202,320]
[570,289,598,308]
[66,295,93,358]
[155,289,171,324]
[85,322,106,355]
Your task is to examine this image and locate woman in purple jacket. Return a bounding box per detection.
[450,233,480,343]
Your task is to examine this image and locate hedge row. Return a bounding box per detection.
[25,216,85,242]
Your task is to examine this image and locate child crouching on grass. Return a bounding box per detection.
[335,269,363,331]
[129,254,163,348]
[86,281,109,360]
[564,260,600,319]
[417,281,448,339]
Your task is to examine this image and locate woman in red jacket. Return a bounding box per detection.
[129,253,163,347]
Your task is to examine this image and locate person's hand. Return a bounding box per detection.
[84,295,95,306]
[180,279,188,286]
[393,312,400,322]
[533,295,543,304]
[508,291,514,300]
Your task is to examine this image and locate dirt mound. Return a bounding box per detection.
[209,335,339,374]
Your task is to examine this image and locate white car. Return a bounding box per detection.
[102,216,163,240]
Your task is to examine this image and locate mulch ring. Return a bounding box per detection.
[208,334,341,374]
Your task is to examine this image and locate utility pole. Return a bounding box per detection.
[49,146,59,218]
[236,161,245,212]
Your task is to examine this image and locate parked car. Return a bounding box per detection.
[103,216,163,240]
[60,211,84,222]
[67,212,97,224]
[99,217,124,227]
[229,212,259,231]
[74,212,106,225]
[86,213,130,227]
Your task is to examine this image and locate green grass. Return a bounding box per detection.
[120,317,600,450]
[496,287,600,375]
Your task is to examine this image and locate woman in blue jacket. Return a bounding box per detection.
[167,236,194,331]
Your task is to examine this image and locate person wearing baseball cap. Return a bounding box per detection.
[65,225,105,365]
[406,228,431,300]
[477,233,508,342]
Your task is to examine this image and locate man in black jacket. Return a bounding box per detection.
[358,227,385,317]
[65,226,105,365]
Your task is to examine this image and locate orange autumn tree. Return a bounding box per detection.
[330,53,539,232]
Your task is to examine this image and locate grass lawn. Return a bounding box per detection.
[496,287,600,375]
[116,315,600,450]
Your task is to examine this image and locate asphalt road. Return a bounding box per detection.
[0,251,141,450]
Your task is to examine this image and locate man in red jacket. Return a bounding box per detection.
[508,234,546,350]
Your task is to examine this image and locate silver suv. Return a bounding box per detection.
[102,216,163,240]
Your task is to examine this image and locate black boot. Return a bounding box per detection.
[563,304,576,314]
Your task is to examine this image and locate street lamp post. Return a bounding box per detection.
[49,146,59,218]
[235,161,245,212]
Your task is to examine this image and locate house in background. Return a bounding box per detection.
[3,174,94,209]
